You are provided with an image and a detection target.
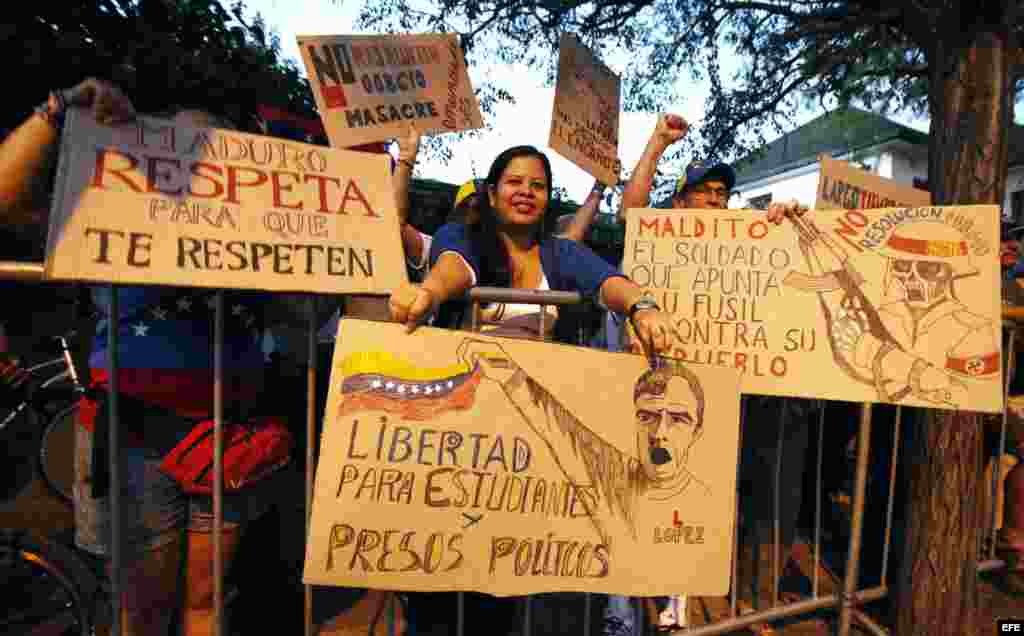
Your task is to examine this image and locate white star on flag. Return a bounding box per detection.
[206,296,217,309]
[132,323,150,336]
[385,382,395,390]
[397,385,407,394]
[371,380,382,389]
[411,386,420,394]
[177,298,192,311]
[232,305,245,316]
[447,381,454,388]
[424,386,433,395]
[151,308,168,320]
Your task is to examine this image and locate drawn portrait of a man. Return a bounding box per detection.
[632,361,708,502]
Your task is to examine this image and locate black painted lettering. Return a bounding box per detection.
[85,228,124,264]
[126,232,152,267]
[203,239,222,270]
[177,237,202,268]
[273,243,294,274]
[327,246,347,276]
[249,242,273,272]
[225,241,248,271]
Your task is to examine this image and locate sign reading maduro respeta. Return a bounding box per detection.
[620,205,1003,412]
[298,33,484,148]
[44,109,408,294]
[304,320,741,596]
[549,33,621,185]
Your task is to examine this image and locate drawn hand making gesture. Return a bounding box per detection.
[457,339,521,386]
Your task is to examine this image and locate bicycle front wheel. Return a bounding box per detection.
[0,529,97,636]
[38,404,78,507]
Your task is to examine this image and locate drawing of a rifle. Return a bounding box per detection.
[783,214,903,351]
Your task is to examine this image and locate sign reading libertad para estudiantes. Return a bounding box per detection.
[297,33,485,148]
[548,33,621,186]
[620,205,1003,413]
[304,320,741,597]
[44,108,408,294]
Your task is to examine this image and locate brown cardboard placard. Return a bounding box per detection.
[43,109,408,294]
[620,205,1003,412]
[303,320,741,596]
[816,155,931,210]
[297,33,484,148]
[549,33,621,186]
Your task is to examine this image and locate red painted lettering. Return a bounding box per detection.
[338,179,379,217]
[272,171,304,210]
[145,156,182,196]
[90,148,142,192]
[188,162,224,199]
[225,166,269,205]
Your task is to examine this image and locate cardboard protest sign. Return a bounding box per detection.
[620,205,1003,412]
[304,320,741,597]
[297,33,484,148]
[816,155,931,210]
[44,109,408,295]
[549,34,621,186]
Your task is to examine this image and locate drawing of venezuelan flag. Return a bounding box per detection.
[337,351,483,421]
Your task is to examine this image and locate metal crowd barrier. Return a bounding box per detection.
[0,259,1018,636]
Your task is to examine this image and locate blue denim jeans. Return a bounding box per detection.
[603,595,642,636]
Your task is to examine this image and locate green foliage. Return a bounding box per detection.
[5,1,314,132]
[344,0,1022,168]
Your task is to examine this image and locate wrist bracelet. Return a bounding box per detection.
[34,91,67,133]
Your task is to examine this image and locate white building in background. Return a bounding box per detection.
[731,108,1024,224]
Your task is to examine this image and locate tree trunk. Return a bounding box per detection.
[896,26,1015,636]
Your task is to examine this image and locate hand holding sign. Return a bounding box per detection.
[389,283,435,332]
[395,122,421,163]
[766,199,809,225]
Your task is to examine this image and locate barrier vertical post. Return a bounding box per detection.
[213,292,225,636]
[837,403,873,636]
[729,398,748,616]
[108,285,123,636]
[813,404,825,598]
[992,324,1017,558]
[881,407,901,586]
[306,297,317,636]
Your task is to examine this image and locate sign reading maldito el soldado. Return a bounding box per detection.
[44,108,409,295]
[620,205,1003,413]
[297,33,485,148]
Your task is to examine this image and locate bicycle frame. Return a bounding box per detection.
[0,334,84,431]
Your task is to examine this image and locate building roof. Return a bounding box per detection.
[733,108,929,187]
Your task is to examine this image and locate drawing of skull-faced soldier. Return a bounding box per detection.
[784,215,997,407]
